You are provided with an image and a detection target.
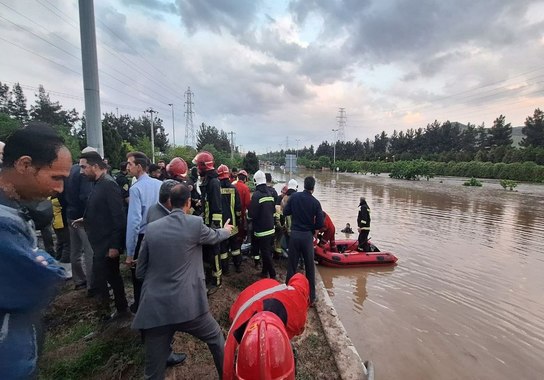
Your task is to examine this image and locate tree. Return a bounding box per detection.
[8,83,28,122]
[101,113,126,166]
[0,112,21,140]
[488,115,512,147]
[196,123,230,152]
[0,82,11,115]
[30,85,79,130]
[521,108,544,148]
[242,151,259,174]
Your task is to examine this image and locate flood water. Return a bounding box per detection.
[271,169,544,380]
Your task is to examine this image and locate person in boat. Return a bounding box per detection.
[223,273,310,380]
[341,222,354,234]
[357,197,371,251]
[316,211,337,252]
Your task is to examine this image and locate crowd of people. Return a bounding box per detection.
[0,123,352,379]
[0,123,374,379]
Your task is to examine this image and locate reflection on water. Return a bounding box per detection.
[270,170,544,380]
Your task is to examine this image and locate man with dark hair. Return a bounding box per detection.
[265,172,279,204]
[146,179,177,224]
[77,151,129,321]
[283,176,324,305]
[148,163,162,180]
[65,147,96,294]
[125,151,162,313]
[133,184,233,379]
[115,161,130,205]
[0,123,71,378]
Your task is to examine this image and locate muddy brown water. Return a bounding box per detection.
[270,169,544,380]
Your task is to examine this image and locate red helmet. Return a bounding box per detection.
[237,170,248,179]
[166,157,188,179]
[217,164,230,180]
[235,312,295,380]
[192,151,215,173]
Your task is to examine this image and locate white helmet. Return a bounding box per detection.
[254,170,266,186]
[288,179,298,190]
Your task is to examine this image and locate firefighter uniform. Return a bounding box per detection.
[200,170,223,288]
[219,178,242,274]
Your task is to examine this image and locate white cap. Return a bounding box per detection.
[288,179,298,190]
[253,170,266,185]
[81,146,98,154]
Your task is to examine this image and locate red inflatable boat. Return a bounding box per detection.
[314,239,398,268]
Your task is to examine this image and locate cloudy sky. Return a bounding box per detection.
[1,0,543,153]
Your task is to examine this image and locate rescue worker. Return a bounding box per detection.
[357,197,371,251]
[248,170,276,279]
[265,172,279,204]
[280,179,298,251]
[223,273,310,380]
[189,166,202,216]
[232,170,251,244]
[217,164,242,274]
[166,157,195,193]
[316,211,337,252]
[192,151,223,294]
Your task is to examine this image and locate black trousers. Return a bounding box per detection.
[142,312,224,380]
[203,243,221,286]
[53,227,71,263]
[254,234,276,279]
[286,230,316,303]
[92,250,128,313]
[358,229,370,250]
[131,234,145,310]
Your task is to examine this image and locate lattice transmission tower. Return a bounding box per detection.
[184,87,195,148]
[336,107,347,141]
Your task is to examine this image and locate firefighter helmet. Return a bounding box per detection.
[253,170,266,186]
[166,157,188,179]
[235,311,295,380]
[237,170,248,179]
[217,164,230,180]
[192,151,215,173]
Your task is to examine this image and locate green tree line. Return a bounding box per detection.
[0,81,259,173]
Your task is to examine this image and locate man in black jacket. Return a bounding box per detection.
[77,151,128,320]
[284,176,324,305]
[65,148,95,292]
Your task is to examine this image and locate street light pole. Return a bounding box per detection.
[145,108,157,163]
[168,103,175,147]
[332,128,339,166]
[295,139,301,158]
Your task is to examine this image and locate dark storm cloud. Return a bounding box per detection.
[96,5,160,54]
[289,0,542,75]
[175,0,261,35]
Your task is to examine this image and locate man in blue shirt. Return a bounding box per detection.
[0,124,71,378]
[283,176,324,305]
[125,152,162,313]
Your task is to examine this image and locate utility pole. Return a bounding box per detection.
[184,87,194,148]
[78,0,103,156]
[332,128,339,166]
[336,107,346,142]
[285,136,289,151]
[228,131,235,160]
[168,103,175,147]
[295,139,301,158]
[145,108,157,163]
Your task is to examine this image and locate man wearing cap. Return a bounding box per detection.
[248,170,276,279]
[283,176,324,305]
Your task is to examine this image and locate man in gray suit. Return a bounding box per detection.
[132,184,233,379]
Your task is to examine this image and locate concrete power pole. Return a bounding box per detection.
[228,131,235,160]
[184,87,195,148]
[78,0,103,156]
[336,107,347,142]
[145,108,157,163]
[168,103,175,147]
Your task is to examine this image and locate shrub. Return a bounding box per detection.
[463,177,482,187]
[500,179,518,191]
